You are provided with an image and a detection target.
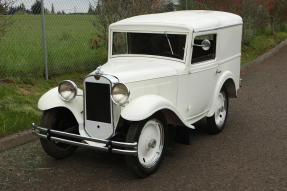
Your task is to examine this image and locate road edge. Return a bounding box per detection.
[0,38,287,153]
[0,129,37,153]
[241,38,287,71]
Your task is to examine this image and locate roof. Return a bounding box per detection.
[110,10,243,32]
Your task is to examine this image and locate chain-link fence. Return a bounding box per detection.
[0,0,107,79]
[1,0,286,79]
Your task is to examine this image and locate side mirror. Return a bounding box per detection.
[193,39,211,51]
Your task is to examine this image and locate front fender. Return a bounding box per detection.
[121,95,194,129]
[207,71,238,117]
[38,87,83,124]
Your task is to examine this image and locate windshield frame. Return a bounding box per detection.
[109,29,189,63]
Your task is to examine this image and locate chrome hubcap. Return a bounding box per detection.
[138,119,164,168]
[214,92,227,128]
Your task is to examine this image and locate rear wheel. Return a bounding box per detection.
[40,108,78,159]
[125,117,166,178]
[206,89,229,134]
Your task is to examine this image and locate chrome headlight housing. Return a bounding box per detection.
[111,83,130,106]
[58,80,78,102]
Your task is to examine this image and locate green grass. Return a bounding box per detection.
[0,15,106,78]
[0,72,86,137]
[241,32,287,65]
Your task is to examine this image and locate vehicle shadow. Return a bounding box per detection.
[36,119,213,183]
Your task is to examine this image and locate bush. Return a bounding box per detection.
[276,32,287,41]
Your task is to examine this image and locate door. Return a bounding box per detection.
[178,33,218,121]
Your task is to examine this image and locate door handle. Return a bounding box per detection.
[216,69,222,74]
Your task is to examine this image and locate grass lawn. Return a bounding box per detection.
[241,32,287,65]
[0,31,286,137]
[0,15,106,78]
[0,72,86,137]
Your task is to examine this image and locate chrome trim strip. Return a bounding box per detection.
[36,133,109,152]
[32,123,138,156]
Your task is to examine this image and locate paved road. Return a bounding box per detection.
[1,46,287,191]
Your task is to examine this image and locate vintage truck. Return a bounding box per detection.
[33,10,243,177]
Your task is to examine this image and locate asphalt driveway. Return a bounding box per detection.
[0,46,287,191]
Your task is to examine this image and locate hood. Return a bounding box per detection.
[94,57,185,83]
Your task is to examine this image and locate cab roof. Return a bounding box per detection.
[110,10,243,32]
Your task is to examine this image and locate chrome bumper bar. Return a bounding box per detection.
[32,123,138,156]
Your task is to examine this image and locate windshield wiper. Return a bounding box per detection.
[165,33,174,56]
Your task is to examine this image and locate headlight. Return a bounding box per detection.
[58,80,78,102]
[111,83,130,106]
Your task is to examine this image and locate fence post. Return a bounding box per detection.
[41,0,49,80]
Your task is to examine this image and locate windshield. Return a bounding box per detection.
[112,32,186,60]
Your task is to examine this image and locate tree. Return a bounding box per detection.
[257,0,287,34]
[88,2,94,14]
[178,0,272,44]
[51,3,55,14]
[0,3,6,14]
[8,3,28,14]
[0,0,9,14]
[0,0,14,38]
[165,0,175,11]
[31,0,42,14]
[94,0,164,47]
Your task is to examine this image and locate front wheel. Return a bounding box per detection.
[40,108,78,159]
[206,89,229,134]
[125,117,166,178]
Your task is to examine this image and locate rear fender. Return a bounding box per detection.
[207,71,238,117]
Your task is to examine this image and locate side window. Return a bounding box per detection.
[191,34,217,64]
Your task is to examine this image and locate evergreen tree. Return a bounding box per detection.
[31,0,42,14]
[0,3,6,14]
[88,2,94,14]
[165,0,175,11]
[51,3,55,14]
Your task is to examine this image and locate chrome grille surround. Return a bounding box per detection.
[83,74,121,139]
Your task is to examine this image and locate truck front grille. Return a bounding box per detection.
[85,82,111,123]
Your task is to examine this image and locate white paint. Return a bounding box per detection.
[96,57,185,83]
[38,87,84,125]
[38,11,242,141]
[121,95,194,129]
[110,10,243,33]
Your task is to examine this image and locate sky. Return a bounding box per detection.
[15,0,98,13]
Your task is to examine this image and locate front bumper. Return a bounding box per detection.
[32,123,137,156]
